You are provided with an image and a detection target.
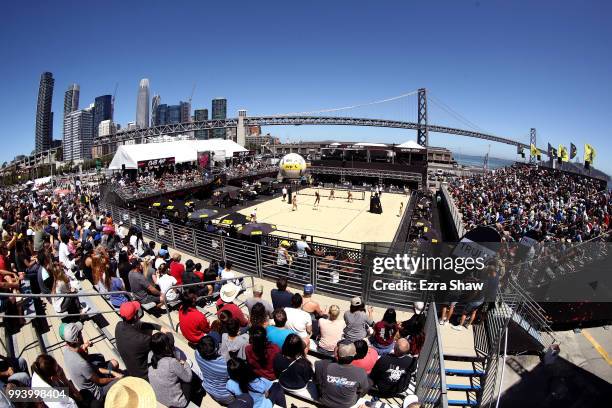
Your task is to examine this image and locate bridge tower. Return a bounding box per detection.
[417,88,428,147]
[529,128,536,163]
[237,109,247,147]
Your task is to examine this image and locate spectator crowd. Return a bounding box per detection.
[1,179,426,408]
[448,164,610,242]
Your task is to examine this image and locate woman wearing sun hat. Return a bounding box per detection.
[104,376,156,408]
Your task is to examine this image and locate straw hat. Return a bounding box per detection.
[104,376,156,408]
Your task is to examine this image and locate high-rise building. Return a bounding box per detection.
[180,101,191,123]
[154,104,167,126]
[212,98,227,139]
[93,95,112,138]
[98,119,116,137]
[167,105,181,124]
[194,109,209,140]
[35,72,55,152]
[151,94,160,127]
[63,84,79,116]
[63,108,94,161]
[136,78,150,128]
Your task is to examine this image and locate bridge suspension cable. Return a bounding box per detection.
[272,90,419,117]
[428,93,488,134]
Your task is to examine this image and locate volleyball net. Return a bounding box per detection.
[295,187,367,200]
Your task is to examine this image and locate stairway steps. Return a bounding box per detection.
[448,399,478,407]
[447,383,481,391]
[445,368,485,377]
[444,354,486,363]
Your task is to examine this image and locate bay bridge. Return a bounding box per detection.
[93,88,545,156]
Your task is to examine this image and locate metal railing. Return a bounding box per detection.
[101,202,396,310]
[162,276,256,331]
[440,183,465,239]
[415,302,448,408]
[0,290,134,318]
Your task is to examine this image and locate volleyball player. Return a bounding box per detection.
[292,194,298,211]
[329,188,335,200]
[347,191,353,203]
[398,202,404,217]
[313,190,321,210]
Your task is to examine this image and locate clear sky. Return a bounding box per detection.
[1,1,610,173]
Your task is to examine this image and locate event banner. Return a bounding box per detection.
[233,150,255,158]
[197,151,211,170]
[137,157,175,169]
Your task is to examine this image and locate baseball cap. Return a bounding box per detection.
[119,301,142,321]
[303,284,314,295]
[253,284,264,294]
[337,342,357,359]
[350,296,362,307]
[59,322,83,343]
[158,248,169,258]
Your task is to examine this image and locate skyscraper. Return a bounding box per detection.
[180,101,191,123]
[194,109,209,140]
[151,94,160,127]
[64,84,79,116]
[93,95,113,138]
[136,78,150,128]
[212,98,227,139]
[154,104,167,126]
[35,72,55,152]
[167,105,181,124]
[63,108,94,161]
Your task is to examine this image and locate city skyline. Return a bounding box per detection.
[1,1,611,173]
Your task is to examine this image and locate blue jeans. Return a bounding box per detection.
[370,339,394,356]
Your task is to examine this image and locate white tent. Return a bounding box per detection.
[397,140,426,149]
[108,139,248,170]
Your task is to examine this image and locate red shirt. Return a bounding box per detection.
[245,342,280,380]
[0,255,6,271]
[217,302,249,327]
[373,321,398,347]
[351,347,379,374]
[169,261,185,285]
[178,307,210,343]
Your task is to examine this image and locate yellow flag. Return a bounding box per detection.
[530,144,540,157]
[558,145,569,162]
[584,144,596,164]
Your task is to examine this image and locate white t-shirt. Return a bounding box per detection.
[284,307,312,339]
[296,240,310,258]
[158,274,178,302]
[31,372,78,408]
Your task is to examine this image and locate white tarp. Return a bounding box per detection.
[108,139,247,170]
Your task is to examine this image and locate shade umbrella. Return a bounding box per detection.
[218,212,249,226]
[413,218,432,228]
[238,222,277,236]
[165,199,185,211]
[151,197,172,208]
[188,208,219,220]
[420,228,441,243]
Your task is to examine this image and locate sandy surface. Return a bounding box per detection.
[233,188,410,248]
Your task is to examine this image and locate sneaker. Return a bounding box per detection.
[439,319,447,326]
[80,304,91,314]
[451,325,467,331]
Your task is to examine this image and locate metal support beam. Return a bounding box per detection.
[417,88,428,147]
[529,128,536,163]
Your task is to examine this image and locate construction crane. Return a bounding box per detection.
[111,83,118,118]
[188,82,196,104]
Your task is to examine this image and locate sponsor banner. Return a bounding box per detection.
[137,157,175,169]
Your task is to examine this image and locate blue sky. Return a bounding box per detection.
[1,1,610,173]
